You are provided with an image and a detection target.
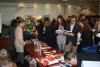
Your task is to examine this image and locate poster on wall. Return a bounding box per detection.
[0,13,1,33]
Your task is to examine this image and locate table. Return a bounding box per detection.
[25,40,76,67]
[0,37,12,47]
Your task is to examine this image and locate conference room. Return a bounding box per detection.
[0,0,100,67]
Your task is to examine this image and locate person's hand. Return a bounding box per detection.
[26,29,29,31]
[23,41,26,46]
[66,32,74,37]
[34,31,38,36]
[92,29,95,32]
[77,42,80,45]
[69,33,74,37]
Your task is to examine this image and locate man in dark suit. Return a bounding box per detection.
[65,15,82,52]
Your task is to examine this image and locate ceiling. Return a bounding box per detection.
[0,0,99,4]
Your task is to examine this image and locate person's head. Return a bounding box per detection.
[78,14,85,20]
[82,22,92,31]
[16,16,22,21]
[44,18,50,27]
[70,15,77,24]
[18,20,25,27]
[67,16,71,21]
[51,19,57,25]
[10,19,18,27]
[26,17,31,23]
[64,51,77,65]
[31,17,36,22]
[36,20,41,26]
[57,15,65,25]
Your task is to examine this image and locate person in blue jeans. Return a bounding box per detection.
[14,20,26,64]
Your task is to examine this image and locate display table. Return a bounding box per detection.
[25,41,76,67]
[25,40,76,67]
[25,39,62,67]
[0,37,12,47]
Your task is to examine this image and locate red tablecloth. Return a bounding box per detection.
[0,37,12,47]
[25,41,76,67]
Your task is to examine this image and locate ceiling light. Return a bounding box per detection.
[17,3,25,8]
[57,4,62,8]
[33,3,37,8]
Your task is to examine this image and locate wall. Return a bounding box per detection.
[0,2,64,25]
[0,2,99,25]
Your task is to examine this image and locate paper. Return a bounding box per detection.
[56,30,63,34]
[96,33,100,38]
[81,61,100,67]
[38,55,59,66]
[64,30,72,33]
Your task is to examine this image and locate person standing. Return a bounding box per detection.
[65,15,81,52]
[56,15,66,52]
[14,20,25,64]
[35,19,44,41]
[94,19,100,52]
[94,19,100,44]
[43,18,54,47]
[9,19,18,60]
[78,22,93,52]
[24,17,36,40]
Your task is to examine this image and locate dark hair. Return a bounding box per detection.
[64,51,77,61]
[51,19,56,25]
[82,22,92,31]
[57,15,65,25]
[78,14,85,19]
[51,19,58,28]
[70,15,77,19]
[17,20,25,25]
[44,17,50,22]
[10,19,18,27]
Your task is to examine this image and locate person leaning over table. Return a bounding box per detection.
[24,17,36,40]
[43,18,55,47]
[35,19,44,41]
[14,20,26,64]
[64,51,100,67]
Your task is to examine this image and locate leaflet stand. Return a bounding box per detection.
[34,39,42,61]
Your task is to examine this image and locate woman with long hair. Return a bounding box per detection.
[14,20,25,64]
[56,15,66,52]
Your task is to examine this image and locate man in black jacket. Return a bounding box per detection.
[65,15,82,52]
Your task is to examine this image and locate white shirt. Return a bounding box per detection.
[14,26,25,52]
[70,24,75,31]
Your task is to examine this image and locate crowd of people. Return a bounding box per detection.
[1,14,100,66]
